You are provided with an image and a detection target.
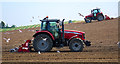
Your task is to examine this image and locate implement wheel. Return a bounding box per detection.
[85,17,91,23]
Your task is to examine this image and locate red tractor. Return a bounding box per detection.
[32,17,91,52]
[84,8,104,23]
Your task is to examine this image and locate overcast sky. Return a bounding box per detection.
[0,0,119,2]
[0,0,119,27]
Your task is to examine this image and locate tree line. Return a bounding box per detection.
[0,21,16,29]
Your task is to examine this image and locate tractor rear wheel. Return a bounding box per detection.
[69,38,83,52]
[85,17,91,23]
[97,14,104,21]
[33,34,53,52]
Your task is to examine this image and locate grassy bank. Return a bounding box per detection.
[1,20,84,32]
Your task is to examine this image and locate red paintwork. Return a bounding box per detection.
[64,30,85,40]
[17,30,85,52]
[34,30,85,41]
[85,14,93,18]
[105,15,110,20]
[35,31,55,40]
[18,40,31,52]
[85,12,103,18]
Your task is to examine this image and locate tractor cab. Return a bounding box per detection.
[91,9,101,14]
[39,17,65,47]
[40,19,61,39]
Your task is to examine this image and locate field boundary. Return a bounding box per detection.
[0,20,83,32]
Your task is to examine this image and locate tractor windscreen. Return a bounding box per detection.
[92,9,101,14]
[93,10,98,13]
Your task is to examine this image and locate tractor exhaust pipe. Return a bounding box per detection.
[62,19,65,42]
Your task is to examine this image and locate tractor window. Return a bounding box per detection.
[41,22,47,30]
[49,22,59,38]
[98,9,101,13]
[93,10,98,13]
[49,22,58,29]
[50,22,57,26]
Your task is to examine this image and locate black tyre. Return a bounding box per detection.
[33,34,53,52]
[97,14,104,21]
[69,38,83,52]
[84,17,91,23]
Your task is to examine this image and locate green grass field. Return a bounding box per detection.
[1,24,41,32]
[0,20,83,32]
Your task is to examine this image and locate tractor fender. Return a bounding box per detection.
[96,13,104,16]
[96,14,104,21]
[33,31,55,40]
[69,35,78,41]
[68,35,84,45]
[97,13,104,18]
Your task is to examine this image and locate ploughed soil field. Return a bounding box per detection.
[1,18,119,62]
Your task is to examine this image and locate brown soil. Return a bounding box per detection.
[1,18,119,62]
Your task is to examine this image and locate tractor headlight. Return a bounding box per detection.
[83,33,85,39]
[79,35,82,38]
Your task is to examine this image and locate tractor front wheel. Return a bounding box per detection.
[33,34,53,52]
[69,38,83,52]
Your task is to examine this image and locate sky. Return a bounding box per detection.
[0,0,119,27]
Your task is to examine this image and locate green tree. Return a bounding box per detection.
[11,25,16,28]
[1,21,5,28]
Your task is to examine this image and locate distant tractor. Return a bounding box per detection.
[84,8,104,23]
[32,16,91,52]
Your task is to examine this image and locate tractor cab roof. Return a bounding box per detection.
[91,8,101,13]
[93,8,100,10]
[92,8,100,11]
[40,19,60,23]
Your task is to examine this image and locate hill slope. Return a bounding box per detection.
[2,18,118,62]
